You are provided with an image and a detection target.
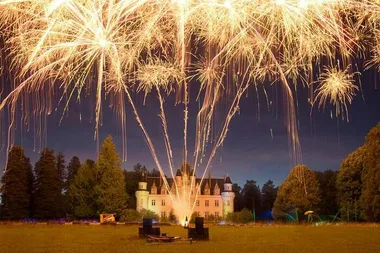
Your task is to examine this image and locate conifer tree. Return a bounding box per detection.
[33,148,62,219]
[261,180,277,211]
[67,159,99,219]
[0,146,33,220]
[95,135,128,215]
[56,152,66,215]
[66,156,81,192]
[56,152,66,188]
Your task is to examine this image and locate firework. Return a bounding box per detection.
[314,65,359,121]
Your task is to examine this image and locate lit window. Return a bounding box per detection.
[196,200,200,206]
[162,199,165,206]
[205,200,209,207]
[152,199,156,206]
[215,212,219,218]
[215,200,219,207]
[205,212,209,219]
[161,212,166,218]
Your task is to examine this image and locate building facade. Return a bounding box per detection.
[135,166,235,220]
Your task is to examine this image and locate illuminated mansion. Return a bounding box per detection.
[135,166,235,219]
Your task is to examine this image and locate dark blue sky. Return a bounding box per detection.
[1,72,380,188]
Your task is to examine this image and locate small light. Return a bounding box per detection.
[224,0,232,9]
[184,216,189,228]
[298,0,308,8]
[99,39,108,48]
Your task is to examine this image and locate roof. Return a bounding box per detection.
[146,176,226,195]
[224,176,232,184]
[140,172,147,182]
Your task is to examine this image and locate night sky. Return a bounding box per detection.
[1,71,380,188]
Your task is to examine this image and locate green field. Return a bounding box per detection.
[0,224,379,253]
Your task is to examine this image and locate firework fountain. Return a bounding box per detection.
[0,0,380,225]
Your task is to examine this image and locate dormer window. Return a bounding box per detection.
[204,182,210,195]
[151,181,157,194]
[214,183,220,195]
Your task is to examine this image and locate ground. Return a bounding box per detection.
[0,224,379,253]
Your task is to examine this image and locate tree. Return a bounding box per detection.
[261,180,277,211]
[148,168,160,177]
[242,180,261,215]
[226,209,254,224]
[95,135,128,215]
[361,123,380,221]
[0,146,33,220]
[273,165,320,221]
[56,152,66,215]
[124,170,139,209]
[139,208,159,220]
[67,160,99,219]
[316,170,338,217]
[56,152,66,187]
[119,209,141,222]
[66,156,81,192]
[168,210,177,223]
[336,146,365,221]
[33,148,63,219]
[133,163,148,174]
[232,183,244,212]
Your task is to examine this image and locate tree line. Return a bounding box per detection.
[1,123,380,222]
[271,123,380,222]
[0,135,128,220]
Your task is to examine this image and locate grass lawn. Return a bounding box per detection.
[0,224,379,253]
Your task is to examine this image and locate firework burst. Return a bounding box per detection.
[315,65,359,121]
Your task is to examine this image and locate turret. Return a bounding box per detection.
[135,172,149,212]
[151,180,157,194]
[221,174,235,217]
[138,172,147,190]
[223,174,232,192]
[175,169,182,187]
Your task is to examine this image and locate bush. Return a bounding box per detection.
[226,212,237,223]
[237,208,254,223]
[206,214,215,222]
[226,209,254,224]
[140,209,159,221]
[119,209,141,222]
[168,211,177,223]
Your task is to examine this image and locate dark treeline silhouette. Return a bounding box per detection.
[0,135,128,220]
[1,123,380,222]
